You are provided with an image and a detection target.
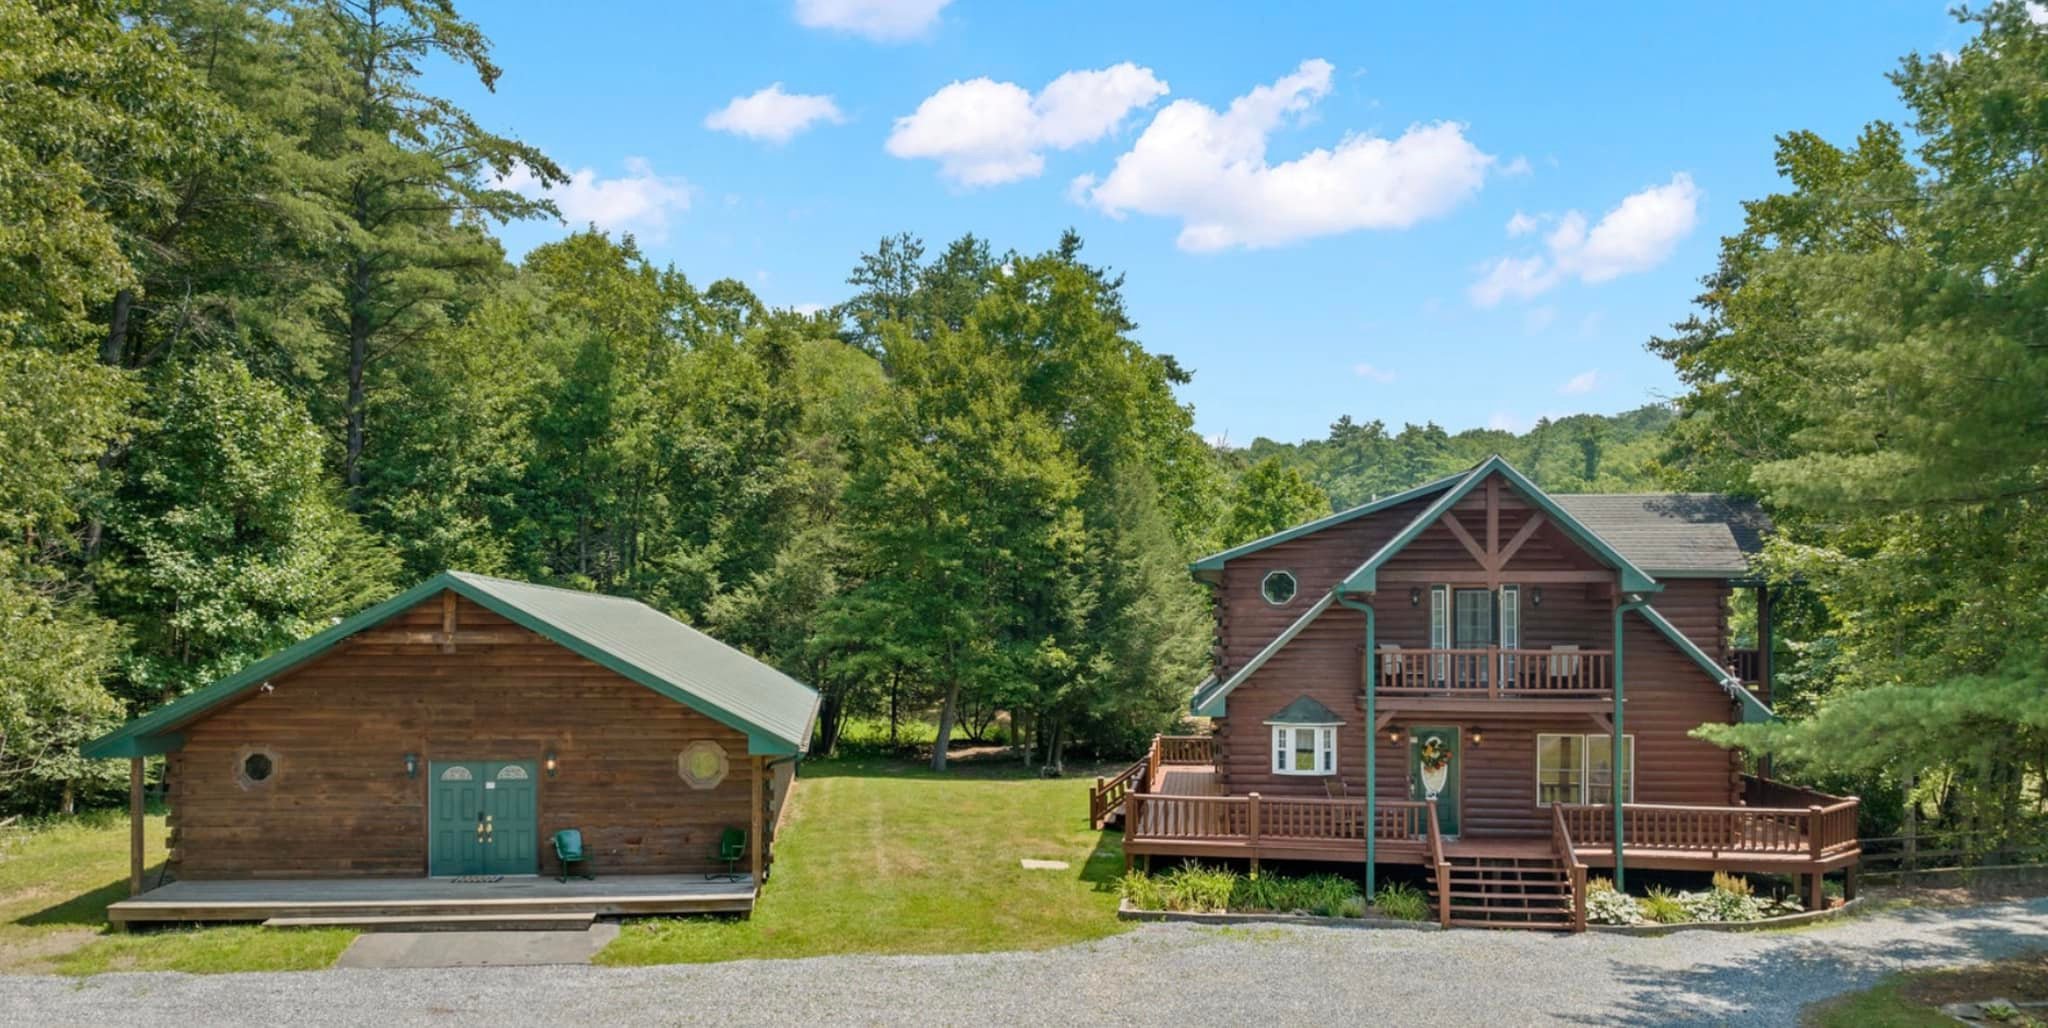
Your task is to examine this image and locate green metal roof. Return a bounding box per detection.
[1338,455,1663,597]
[82,571,821,760]
[1263,695,1345,725]
[1188,471,1465,575]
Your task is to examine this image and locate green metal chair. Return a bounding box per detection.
[707,827,747,882]
[552,828,593,883]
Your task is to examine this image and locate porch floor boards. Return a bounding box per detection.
[108,873,756,927]
[1151,764,1224,796]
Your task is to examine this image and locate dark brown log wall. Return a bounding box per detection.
[165,594,771,879]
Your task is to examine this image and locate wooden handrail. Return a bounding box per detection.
[1425,800,1449,927]
[1560,795,1862,861]
[1552,803,1589,933]
[1089,755,1148,829]
[1156,735,1213,765]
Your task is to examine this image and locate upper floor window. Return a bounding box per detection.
[1261,570,1298,606]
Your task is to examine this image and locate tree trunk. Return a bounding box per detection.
[888,671,899,745]
[815,691,844,758]
[102,289,134,367]
[931,679,961,772]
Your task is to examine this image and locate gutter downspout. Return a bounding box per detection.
[1612,596,1644,891]
[1337,592,1376,896]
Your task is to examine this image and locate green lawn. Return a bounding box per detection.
[1805,952,2048,1027]
[0,755,1127,974]
[0,808,355,975]
[596,755,1130,965]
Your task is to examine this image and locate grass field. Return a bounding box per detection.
[0,809,354,975]
[1805,951,2048,1026]
[596,754,1129,965]
[0,753,1128,974]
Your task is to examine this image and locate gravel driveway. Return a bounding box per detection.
[4,898,2044,1026]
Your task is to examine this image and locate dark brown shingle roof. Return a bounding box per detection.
[1552,493,1770,577]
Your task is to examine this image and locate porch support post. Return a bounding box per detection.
[1611,601,1630,890]
[128,757,145,896]
[749,756,765,885]
[1339,593,1378,895]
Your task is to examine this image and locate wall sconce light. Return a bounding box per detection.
[1409,587,1422,607]
[1471,727,1484,747]
[404,752,419,779]
[1530,587,1544,607]
[545,750,559,777]
[1387,729,1402,744]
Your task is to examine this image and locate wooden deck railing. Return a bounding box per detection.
[1729,648,1763,684]
[1377,647,1612,699]
[1156,735,1213,765]
[1123,793,1438,856]
[1551,803,1589,932]
[1560,791,1861,860]
[1090,756,1148,829]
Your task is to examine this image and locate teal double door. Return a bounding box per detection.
[428,761,539,876]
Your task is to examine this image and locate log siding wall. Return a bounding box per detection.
[165,595,772,879]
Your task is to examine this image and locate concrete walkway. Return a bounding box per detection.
[334,924,621,970]
[2,898,2043,1026]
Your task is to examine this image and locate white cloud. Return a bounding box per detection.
[1470,173,1701,306]
[2029,2,2047,25]
[705,84,845,143]
[1505,210,1541,237]
[1076,59,1495,252]
[1204,431,1236,450]
[794,0,950,41]
[791,302,828,316]
[1559,369,1601,395]
[1352,362,1396,383]
[1523,306,1557,334]
[1487,411,1526,433]
[887,63,1168,187]
[1501,155,1533,176]
[498,158,694,243]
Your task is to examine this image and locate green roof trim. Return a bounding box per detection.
[1337,455,1663,597]
[82,571,821,760]
[1190,590,1338,716]
[1188,674,1225,717]
[1264,695,1345,725]
[1632,603,1776,723]
[1189,472,1465,574]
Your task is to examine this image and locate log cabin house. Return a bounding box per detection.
[82,571,819,929]
[1090,456,1860,931]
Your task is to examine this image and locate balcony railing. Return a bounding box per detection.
[1560,777,1860,862]
[1376,647,1613,699]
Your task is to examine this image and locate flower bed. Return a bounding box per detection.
[1585,872,1838,930]
[1117,861,1431,923]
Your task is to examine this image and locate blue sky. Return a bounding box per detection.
[433,1,1971,445]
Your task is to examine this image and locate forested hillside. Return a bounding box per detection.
[1231,405,1675,511]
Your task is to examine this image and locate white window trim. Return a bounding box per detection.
[1260,569,1299,607]
[1533,732,1635,806]
[1268,723,1339,776]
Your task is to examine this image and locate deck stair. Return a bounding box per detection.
[262,911,597,932]
[1429,852,1576,931]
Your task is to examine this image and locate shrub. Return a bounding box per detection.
[1336,895,1369,919]
[1587,888,1643,925]
[1118,870,1163,910]
[1587,875,1617,895]
[1681,887,1762,923]
[1158,861,1239,912]
[1373,882,1429,921]
[1640,887,1689,924]
[1711,871,1752,897]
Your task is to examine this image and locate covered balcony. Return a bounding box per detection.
[1374,645,1614,701]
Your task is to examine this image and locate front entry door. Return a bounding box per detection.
[1408,727,1461,836]
[429,761,539,876]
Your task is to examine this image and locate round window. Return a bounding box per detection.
[678,741,730,790]
[237,749,277,788]
[1261,570,1299,606]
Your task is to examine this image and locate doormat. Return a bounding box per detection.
[450,875,504,883]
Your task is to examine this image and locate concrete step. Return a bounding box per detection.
[264,911,597,932]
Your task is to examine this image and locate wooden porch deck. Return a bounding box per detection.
[107,874,757,928]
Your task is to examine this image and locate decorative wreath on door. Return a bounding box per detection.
[1418,736,1450,773]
